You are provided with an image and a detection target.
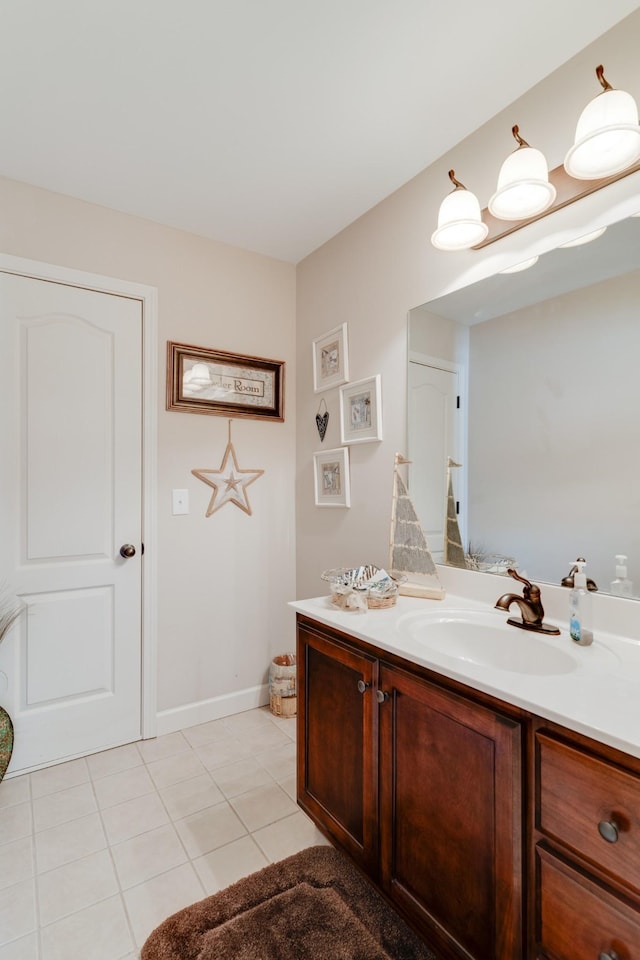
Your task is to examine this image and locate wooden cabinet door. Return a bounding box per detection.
[297,619,379,875]
[378,663,523,960]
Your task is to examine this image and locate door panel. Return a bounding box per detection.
[0,272,143,773]
[407,361,459,562]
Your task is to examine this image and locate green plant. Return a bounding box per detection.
[0,586,22,644]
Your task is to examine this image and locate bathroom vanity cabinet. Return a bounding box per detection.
[296,612,640,960]
[297,615,523,960]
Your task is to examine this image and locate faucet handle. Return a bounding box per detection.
[506,568,540,600]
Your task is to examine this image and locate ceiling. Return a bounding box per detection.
[2,1,638,263]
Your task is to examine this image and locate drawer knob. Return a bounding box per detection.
[598,952,619,960]
[597,819,619,843]
[357,680,370,694]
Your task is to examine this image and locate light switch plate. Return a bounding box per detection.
[172,489,189,515]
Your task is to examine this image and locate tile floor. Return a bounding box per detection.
[0,705,328,959]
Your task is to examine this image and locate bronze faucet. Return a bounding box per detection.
[561,559,598,591]
[495,569,560,636]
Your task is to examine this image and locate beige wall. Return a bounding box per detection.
[295,9,640,599]
[0,177,296,728]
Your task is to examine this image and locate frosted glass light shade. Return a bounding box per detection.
[489,144,556,220]
[565,79,640,179]
[499,256,539,274]
[431,183,488,250]
[557,226,607,248]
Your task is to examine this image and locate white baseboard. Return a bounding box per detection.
[154,684,270,737]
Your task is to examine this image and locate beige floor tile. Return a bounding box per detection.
[252,811,329,862]
[0,932,38,960]
[181,719,227,748]
[40,895,133,960]
[32,783,96,833]
[136,732,190,764]
[280,774,296,801]
[194,737,252,771]
[158,774,224,821]
[145,750,206,790]
[234,724,292,754]
[37,849,118,926]
[0,803,31,846]
[230,783,298,832]
[192,835,268,895]
[174,803,246,859]
[255,741,297,781]
[123,862,204,948]
[0,777,30,810]
[210,758,273,799]
[86,743,142,781]
[0,879,36,946]
[222,710,273,735]
[269,715,297,740]
[101,792,169,846]
[0,837,34,892]
[92,765,155,810]
[111,824,187,890]
[34,813,106,874]
[30,758,89,799]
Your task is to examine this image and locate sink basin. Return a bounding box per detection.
[396,609,577,676]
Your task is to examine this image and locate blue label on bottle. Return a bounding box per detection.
[570,615,581,643]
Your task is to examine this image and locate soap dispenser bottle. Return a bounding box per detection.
[569,559,593,646]
[611,555,633,597]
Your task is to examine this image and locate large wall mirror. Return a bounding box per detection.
[408,212,640,599]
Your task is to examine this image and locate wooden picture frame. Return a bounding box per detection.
[313,447,351,508]
[339,374,383,444]
[312,323,349,393]
[166,342,285,421]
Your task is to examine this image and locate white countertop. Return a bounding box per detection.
[290,593,640,760]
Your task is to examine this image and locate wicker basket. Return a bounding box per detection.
[269,654,296,718]
[323,565,404,610]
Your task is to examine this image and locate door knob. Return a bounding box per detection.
[357,680,371,694]
[119,544,136,559]
[376,690,389,704]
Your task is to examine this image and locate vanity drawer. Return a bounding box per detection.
[537,733,640,892]
[537,845,640,959]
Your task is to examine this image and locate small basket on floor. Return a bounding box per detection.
[269,654,296,717]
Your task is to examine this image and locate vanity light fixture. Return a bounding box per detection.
[557,226,607,248]
[499,255,539,274]
[431,170,489,250]
[564,65,640,179]
[489,126,556,220]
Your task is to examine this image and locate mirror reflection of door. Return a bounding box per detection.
[408,358,464,563]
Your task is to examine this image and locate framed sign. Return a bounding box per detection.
[167,342,285,421]
[339,375,383,444]
[312,323,349,393]
[313,447,351,508]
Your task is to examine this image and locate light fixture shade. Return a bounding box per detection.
[489,126,556,221]
[499,256,539,274]
[431,170,488,250]
[557,226,607,248]
[564,66,640,179]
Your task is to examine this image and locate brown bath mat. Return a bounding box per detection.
[141,844,438,960]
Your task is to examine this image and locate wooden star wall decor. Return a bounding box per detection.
[192,420,265,517]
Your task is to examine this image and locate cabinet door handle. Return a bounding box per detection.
[376,689,389,704]
[357,680,370,694]
[598,951,619,960]
[598,820,620,843]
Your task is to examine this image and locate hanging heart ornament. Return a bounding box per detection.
[315,400,329,442]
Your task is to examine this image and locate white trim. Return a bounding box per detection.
[156,684,270,737]
[0,252,159,742]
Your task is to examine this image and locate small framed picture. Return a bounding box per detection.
[312,323,349,393]
[339,375,383,444]
[313,447,351,508]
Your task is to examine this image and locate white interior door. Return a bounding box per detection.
[408,360,461,563]
[0,272,143,774]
